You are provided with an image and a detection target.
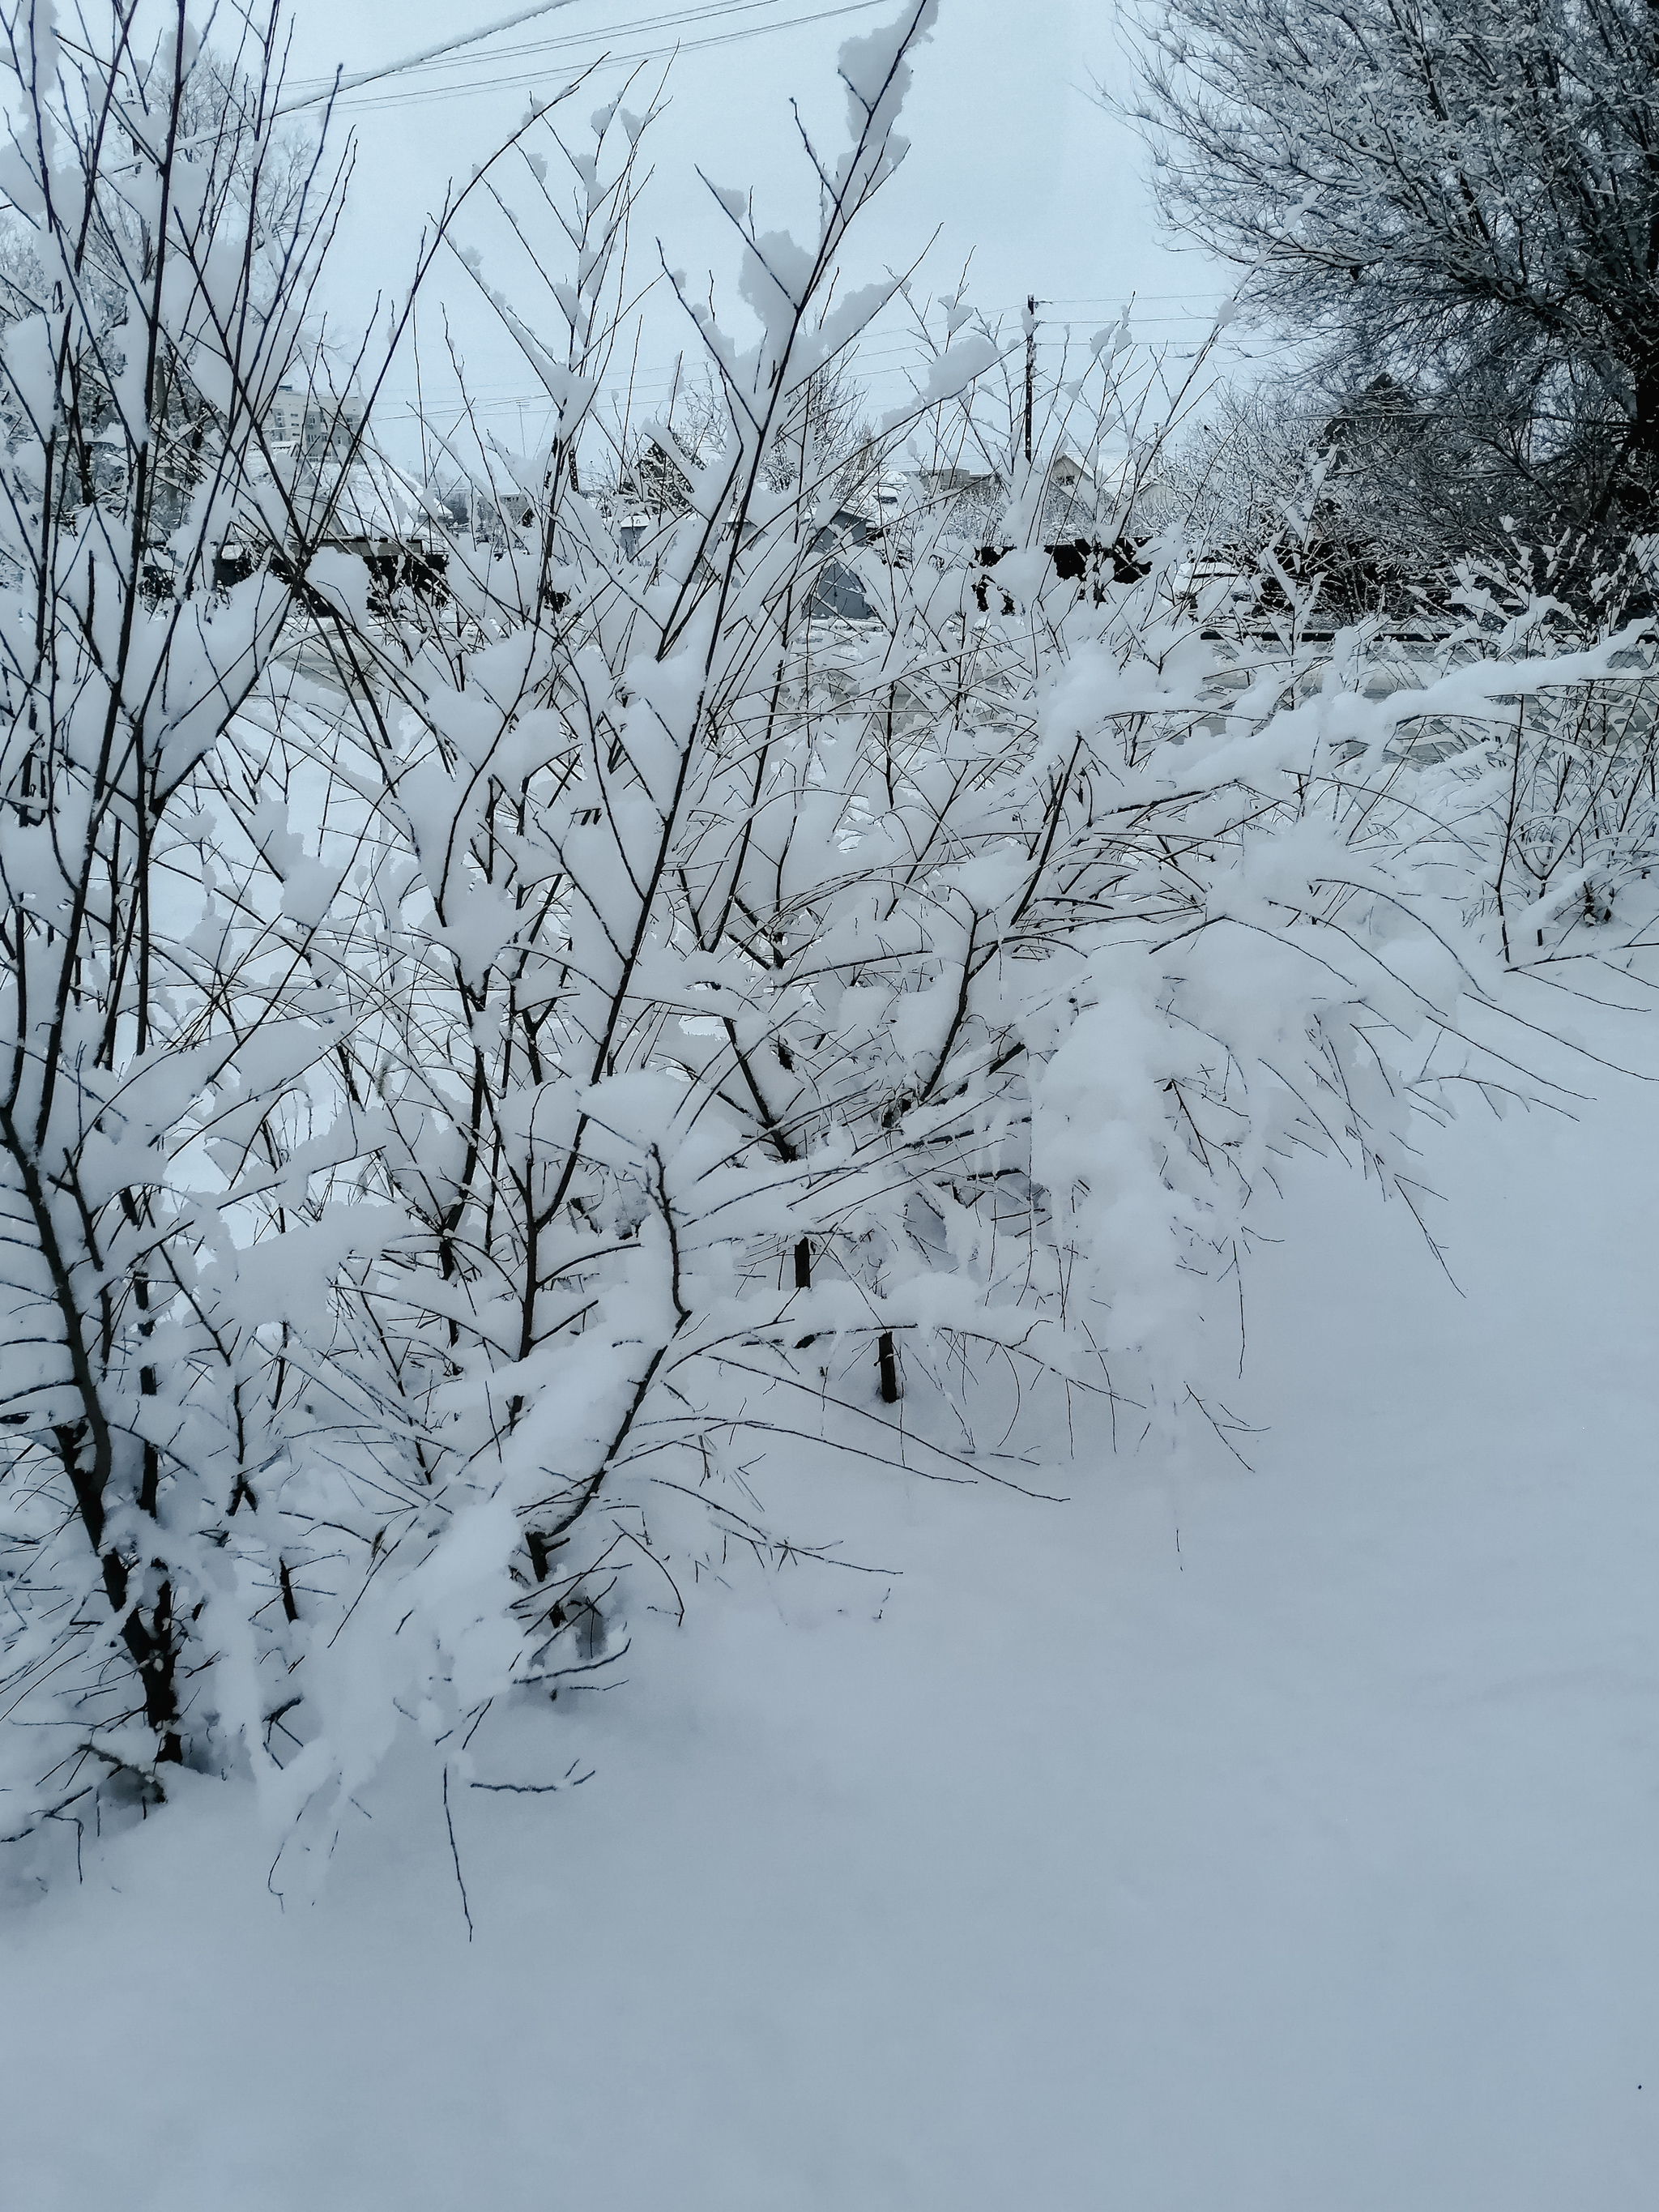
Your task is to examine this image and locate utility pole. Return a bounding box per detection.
[1024,293,1037,468]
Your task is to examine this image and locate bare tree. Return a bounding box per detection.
[1145,371,1502,611]
[1122,0,1659,534]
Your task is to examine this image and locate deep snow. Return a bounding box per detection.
[3,1001,1657,2210]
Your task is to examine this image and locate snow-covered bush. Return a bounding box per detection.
[0,0,366,1818]
[0,0,558,1860]
[4,0,1651,1885]
[1342,557,1659,966]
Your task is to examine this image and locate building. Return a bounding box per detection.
[267,386,365,459]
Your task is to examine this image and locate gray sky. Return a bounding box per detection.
[278,0,1247,466]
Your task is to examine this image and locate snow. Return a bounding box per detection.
[4,1017,1657,2207]
[4,13,1657,2200]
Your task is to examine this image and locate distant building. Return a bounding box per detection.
[267,386,365,459]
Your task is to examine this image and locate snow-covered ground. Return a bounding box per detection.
[4,1003,1657,2210]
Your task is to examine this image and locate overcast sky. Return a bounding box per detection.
[276,0,1247,465]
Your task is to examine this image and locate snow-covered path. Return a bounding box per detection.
[5,1017,1657,2210]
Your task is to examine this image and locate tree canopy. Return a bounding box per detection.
[1126,0,1659,532]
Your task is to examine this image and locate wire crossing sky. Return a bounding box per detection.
[288,0,902,112]
[281,0,1239,458]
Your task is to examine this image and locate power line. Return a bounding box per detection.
[278,0,587,115]
[290,0,825,91]
[328,0,895,113]
[375,333,1265,422]
[373,306,1239,404]
[373,317,1250,405]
